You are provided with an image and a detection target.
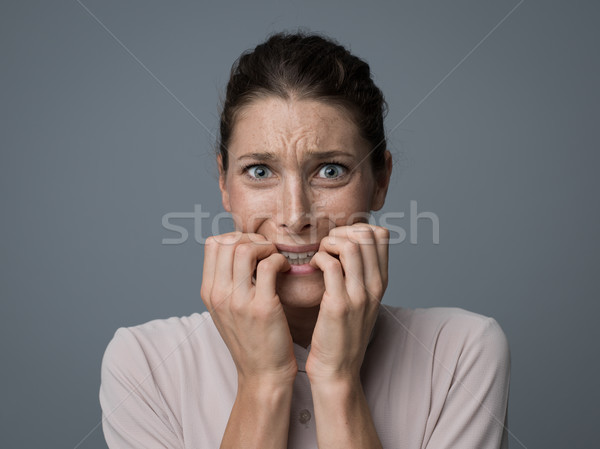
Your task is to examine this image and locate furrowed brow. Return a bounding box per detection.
[237,152,277,162]
[304,149,356,160]
[236,149,355,162]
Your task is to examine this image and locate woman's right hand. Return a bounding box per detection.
[200,232,297,387]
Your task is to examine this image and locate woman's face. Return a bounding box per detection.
[219,96,391,308]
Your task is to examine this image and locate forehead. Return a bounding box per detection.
[228,97,368,160]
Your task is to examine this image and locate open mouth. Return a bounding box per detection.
[279,250,316,265]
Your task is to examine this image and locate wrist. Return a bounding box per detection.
[237,378,294,413]
[224,371,295,448]
[310,376,380,448]
[308,373,362,399]
[238,371,296,395]
[306,365,361,388]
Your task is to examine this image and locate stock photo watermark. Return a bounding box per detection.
[161,200,440,245]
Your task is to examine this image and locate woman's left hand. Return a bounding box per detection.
[305,223,389,384]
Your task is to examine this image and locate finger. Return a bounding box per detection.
[347,224,389,274]
[318,235,365,299]
[200,236,219,308]
[371,225,390,290]
[232,241,279,293]
[333,224,388,300]
[349,226,381,300]
[211,232,256,311]
[254,253,291,302]
[309,250,346,299]
[329,223,375,245]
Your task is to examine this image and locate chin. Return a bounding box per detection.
[275,272,325,308]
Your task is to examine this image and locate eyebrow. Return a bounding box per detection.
[236,150,355,162]
[237,152,276,162]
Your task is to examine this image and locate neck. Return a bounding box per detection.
[282,304,320,348]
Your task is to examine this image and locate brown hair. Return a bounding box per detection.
[218,31,388,173]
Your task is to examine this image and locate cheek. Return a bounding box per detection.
[314,182,374,226]
[227,186,275,232]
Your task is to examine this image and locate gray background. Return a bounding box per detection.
[1,0,598,447]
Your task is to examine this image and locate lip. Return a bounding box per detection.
[285,263,318,275]
[275,243,320,275]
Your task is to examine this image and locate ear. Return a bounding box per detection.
[371,151,393,211]
[217,154,231,212]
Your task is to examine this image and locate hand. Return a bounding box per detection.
[200,232,298,386]
[305,224,389,384]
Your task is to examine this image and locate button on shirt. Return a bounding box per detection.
[100,305,510,448]
[288,345,317,446]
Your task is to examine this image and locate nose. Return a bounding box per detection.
[277,176,313,234]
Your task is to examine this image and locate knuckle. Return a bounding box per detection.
[324,258,342,273]
[229,296,246,313]
[310,252,324,265]
[368,279,384,299]
[256,257,275,272]
[351,226,374,244]
[344,240,361,254]
[217,231,243,246]
[349,289,368,304]
[320,236,334,247]
[325,298,351,318]
[374,226,390,243]
[247,233,268,244]
[353,223,373,232]
[234,243,253,257]
[329,226,346,235]
[208,295,226,313]
[211,285,230,303]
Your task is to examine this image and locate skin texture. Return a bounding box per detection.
[201,96,392,449]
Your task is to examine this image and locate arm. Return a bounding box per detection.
[310,378,382,449]
[307,224,389,449]
[99,328,182,449]
[200,233,298,449]
[219,378,294,449]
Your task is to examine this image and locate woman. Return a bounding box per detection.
[100,32,510,449]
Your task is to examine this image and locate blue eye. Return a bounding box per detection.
[318,164,345,179]
[247,165,272,179]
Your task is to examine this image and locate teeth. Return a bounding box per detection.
[280,250,315,265]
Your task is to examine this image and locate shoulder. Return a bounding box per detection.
[103,312,210,356]
[379,305,507,340]
[100,312,237,446]
[99,313,222,446]
[101,311,228,383]
[375,305,510,367]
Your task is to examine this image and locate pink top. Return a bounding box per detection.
[99,305,510,448]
